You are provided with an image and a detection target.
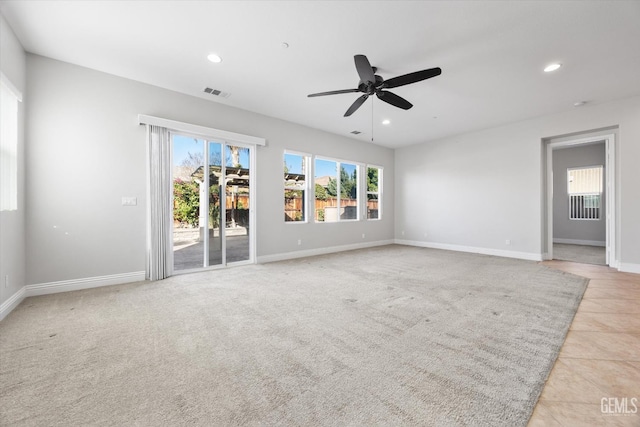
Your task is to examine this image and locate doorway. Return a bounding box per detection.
[543,132,616,267]
[171,134,253,272]
[553,147,606,265]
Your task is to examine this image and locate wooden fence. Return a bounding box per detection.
[285,197,379,221]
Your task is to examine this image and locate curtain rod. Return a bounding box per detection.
[138,114,266,146]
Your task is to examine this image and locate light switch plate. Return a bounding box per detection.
[122,197,137,206]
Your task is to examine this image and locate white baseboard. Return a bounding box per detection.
[394,239,543,262]
[26,271,146,297]
[257,240,395,264]
[0,287,26,321]
[553,238,606,247]
[0,271,146,322]
[619,263,640,274]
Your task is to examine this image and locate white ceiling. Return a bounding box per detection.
[1,1,639,148]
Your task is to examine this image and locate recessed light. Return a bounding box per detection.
[382,119,391,125]
[573,101,586,107]
[207,53,222,63]
[544,63,561,72]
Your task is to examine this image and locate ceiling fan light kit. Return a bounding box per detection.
[308,54,442,117]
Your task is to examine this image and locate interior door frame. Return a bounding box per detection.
[544,133,616,267]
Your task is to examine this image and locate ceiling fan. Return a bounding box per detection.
[308,54,442,117]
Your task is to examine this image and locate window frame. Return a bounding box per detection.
[365,165,383,220]
[314,155,361,223]
[0,72,22,212]
[567,165,603,221]
[283,150,311,224]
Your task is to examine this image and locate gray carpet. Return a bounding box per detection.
[0,245,587,426]
[553,243,606,266]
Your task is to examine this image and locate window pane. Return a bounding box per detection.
[568,166,602,220]
[367,166,381,220]
[208,141,223,266]
[341,163,358,220]
[315,159,337,222]
[225,145,250,263]
[1,81,18,211]
[584,194,600,208]
[568,166,603,194]
[367,167,379,193]
[284,153,306,222]
[172,136,205,270]
[367,194,379,219]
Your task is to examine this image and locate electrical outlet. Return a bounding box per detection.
[4,275,8,289]
[297,239,302,246]
[424,232,428,238]
[505,239,511,245]
[401,230,405,236]
[362,233,365,239]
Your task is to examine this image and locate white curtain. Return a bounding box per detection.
[146,125,172,280]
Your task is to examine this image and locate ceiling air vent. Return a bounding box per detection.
[350,130,362,135]
[203,87,231,98]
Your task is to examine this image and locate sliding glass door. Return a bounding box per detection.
[171,134,252,272]
[224,144,251,263]
[207,141,224,267]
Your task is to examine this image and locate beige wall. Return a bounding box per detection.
[24,54,395,285]
[0,15,26,315]
[395,95,640,272]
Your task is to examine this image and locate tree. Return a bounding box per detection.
[367,167,378,192]
[326,166,357,199]
[173,179,200,227]
[326,178,338,197]
[230,146,240,167]
[181,151,204,171]
[315,183,328,200]
[228,145,248,168]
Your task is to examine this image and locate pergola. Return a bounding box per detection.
[191,165,251,188]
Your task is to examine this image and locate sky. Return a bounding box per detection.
[174,137,355,179]
[172,134,249,168]
[285,153,356,179]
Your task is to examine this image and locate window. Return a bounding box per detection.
[366,166,382,219]
[314,158,358,222]
[1,73,21,212]
[284,152,309,222]
[284,152,381,224]
[340,162,358,220]
[568,166,603,220]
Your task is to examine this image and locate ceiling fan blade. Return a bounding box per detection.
[376,90,413,110]
[308,88,360,97]
[383,67,442,89]
[354,54,376,84]
[344,94,369,117]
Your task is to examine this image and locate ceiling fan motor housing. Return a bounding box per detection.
[359,75,384,95]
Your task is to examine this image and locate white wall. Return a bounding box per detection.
[552,143,606,244]
[24,54,394,286]
[395,95,640,271]
[0,15,26,317]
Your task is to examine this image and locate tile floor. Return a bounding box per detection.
[528,260,640,426]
